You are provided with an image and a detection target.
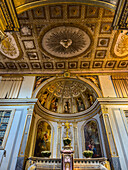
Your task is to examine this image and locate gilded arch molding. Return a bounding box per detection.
[15,0,117,14]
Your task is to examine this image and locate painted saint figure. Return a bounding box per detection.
[51,97,58,112]
[34,121,51,157]
[64,100,70,113]
[42,131,48,150]
[77,98,85,112]
[40,91,49,107]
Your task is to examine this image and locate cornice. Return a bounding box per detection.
[0,98,38,106]
[34,99,101,122]
[97,97,128,105]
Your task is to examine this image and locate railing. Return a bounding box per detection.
[25,157,61,170]
[74,157,109,169]
[26,157,110,170]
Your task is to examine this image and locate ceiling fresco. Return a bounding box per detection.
[0,3,128,74]
[40,25,92,58]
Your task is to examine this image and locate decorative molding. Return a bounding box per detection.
[0,0,20,32]
[112,0,128,30]
[97,97,128,105]
[0,99,38,106]
[38,24,93,59]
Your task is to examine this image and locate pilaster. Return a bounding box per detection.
[12,100,37,170]
[98,99,123,170]
[73,123,78,158]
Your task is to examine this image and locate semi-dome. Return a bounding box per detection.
[37,78,98,114]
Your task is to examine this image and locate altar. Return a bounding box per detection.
[26,121,110,170]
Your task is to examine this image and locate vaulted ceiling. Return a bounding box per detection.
[0,0,128,75]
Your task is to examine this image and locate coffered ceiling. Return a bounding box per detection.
[0,2,128,75]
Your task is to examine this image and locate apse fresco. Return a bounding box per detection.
[34,121,51,157]
[84,121,102,158]
[38,79,97,114]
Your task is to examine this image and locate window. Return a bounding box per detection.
[0,110,14,149]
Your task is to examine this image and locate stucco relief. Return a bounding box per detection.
[111,31,128,58]
[0,33,22,59]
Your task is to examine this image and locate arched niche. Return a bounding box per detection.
[34,120,52,157]
[84,120,102,158]
[33,77,102,121]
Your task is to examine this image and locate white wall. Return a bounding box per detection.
[0,106,28,170]
[109,108,128,170]
[0,99,37,170]
[99,75,116,97]
[18,76,35,98]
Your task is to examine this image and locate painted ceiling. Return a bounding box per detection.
[0,2,128,74]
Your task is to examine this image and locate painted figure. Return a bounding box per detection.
[40,92,48,106]
[64,100,70,113]
[84,121,102,158]
[42,131,48,150]
[51,97,58,112]
[77,98,85,112]
[34,121,51,157]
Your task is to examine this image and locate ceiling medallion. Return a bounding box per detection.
[39,25,92,58]
[0,33,22,59]
[111,30,128,58]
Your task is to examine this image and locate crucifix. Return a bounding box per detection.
[63,121,72,138]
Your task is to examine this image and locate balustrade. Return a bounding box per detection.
[26,157,109,170]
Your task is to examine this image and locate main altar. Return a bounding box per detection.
[26,121,110,170]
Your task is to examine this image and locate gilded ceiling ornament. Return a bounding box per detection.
[115,32,128,55]
[21,26,31,36]
[60,39,72,48]
[0,33,21,59]
[111,31,128,58]
[39,25,92,58]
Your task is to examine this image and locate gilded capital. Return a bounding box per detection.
[101,105,108,114]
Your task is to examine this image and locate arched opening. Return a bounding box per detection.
[84,120,102,158]
[34,121,51,157]
[35,78,99,115]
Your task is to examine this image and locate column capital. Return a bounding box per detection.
[100,105,108,114]
[27,105,35,115]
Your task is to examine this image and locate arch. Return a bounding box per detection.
[78,76,102,97]
[82,119,102,158]
[32,76,102,98]
[34,119,53,157]
[16,0,117,14]
[33,77,102,120]
[32,77,56,98]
